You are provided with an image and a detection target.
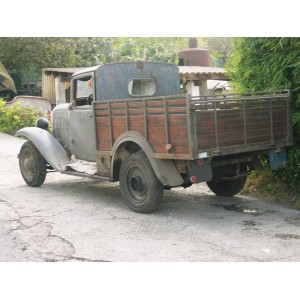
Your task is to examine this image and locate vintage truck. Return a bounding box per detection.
[16,62,293,213]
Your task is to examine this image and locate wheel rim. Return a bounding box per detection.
[126,166,148,203]
[21,149,36,180]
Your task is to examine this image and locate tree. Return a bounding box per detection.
[0,37,233,73]
[226,37,300,131]
[226,37,300,188]
[0,37,115,71]
[111,37,187,63]
[204,37,232,67]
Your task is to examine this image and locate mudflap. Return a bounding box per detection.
[269,149,287,170]
[188,160,213,183]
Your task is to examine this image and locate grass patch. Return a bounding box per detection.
[242,170,300,210]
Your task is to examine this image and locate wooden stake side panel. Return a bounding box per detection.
[94,96,190,155]
[94,92,291,159]
[195,98,289,150]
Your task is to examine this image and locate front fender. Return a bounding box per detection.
[16,127,70,172]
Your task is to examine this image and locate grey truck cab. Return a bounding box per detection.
[16,62,293,213]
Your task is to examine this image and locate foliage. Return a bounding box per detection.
[202,37,232,67]
[111,37,187,63]
[0,37,232,73]
[243,169,300,209]
[0,37,115,71]
[0,100,50,135]
[226,37,300,200]
[0,37,186,71]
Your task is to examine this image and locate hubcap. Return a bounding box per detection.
[21,150,36,180]
[126,167,148,203]
[24,157,35,171]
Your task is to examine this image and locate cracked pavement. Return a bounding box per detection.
[1,132,300,261]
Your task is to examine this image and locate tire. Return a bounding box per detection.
[206,176,247,197]
[19,141,47,187]
[119,151,163,213]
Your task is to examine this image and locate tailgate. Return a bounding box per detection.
[190,90,293,158]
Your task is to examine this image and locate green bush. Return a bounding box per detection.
[0,99,50,135]
[226,38,300,207]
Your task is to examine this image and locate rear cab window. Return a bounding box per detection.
[128,78,157,97]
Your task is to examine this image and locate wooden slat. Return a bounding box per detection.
[147,115,166,128]
[111,116,126,127]
[95,116,110,127]
[148,129,167,153]
[112,127,126,141]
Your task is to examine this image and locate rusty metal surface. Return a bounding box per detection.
[179,48,211,67]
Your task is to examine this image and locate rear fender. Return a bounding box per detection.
[111,131,184,187]
[16,127,70,172]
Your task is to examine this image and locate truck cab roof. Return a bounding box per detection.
[71,62,180,102]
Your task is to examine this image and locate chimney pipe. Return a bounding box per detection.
[189,37,198,48]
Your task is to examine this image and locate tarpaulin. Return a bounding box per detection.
[0,61,17,94]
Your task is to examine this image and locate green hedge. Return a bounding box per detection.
[226,38,300,196]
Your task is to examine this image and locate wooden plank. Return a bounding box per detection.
[96,127,111,151]
[148,130,167,153]
[147,115,167,128]
[94,103,109,110]
[97,128,111,144]
[166,107,187,114]
[168,115,188,128]
[217,125,244,134]
[112,127,126,141]
[95,110,110,117]
[168,146,189,154]
[128,126,145,136]
[111,116,126,127]
[128,102,144,109]
[128,115,145,129]
[110,102,126,110]
[95,116,110,127]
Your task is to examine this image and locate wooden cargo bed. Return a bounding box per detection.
[93,90,293,159]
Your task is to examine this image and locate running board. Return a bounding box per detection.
[61,170,111,181]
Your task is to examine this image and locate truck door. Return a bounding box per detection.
[69,73,97,161]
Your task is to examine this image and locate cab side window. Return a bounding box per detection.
[74,76,94,106]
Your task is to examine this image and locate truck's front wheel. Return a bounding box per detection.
[120,151,163,213]
[207,176,247,197]
[19,141,47,187]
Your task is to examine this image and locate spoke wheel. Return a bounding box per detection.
[19,141,47,187]
[120,152,163,213]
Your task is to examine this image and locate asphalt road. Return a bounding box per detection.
[0,132,300,262]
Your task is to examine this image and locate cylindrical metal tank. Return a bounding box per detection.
[178,38,211,67]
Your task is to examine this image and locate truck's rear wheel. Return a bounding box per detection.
[206,176,247,197]
[119,152,163,213]
[19,141,47,187]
